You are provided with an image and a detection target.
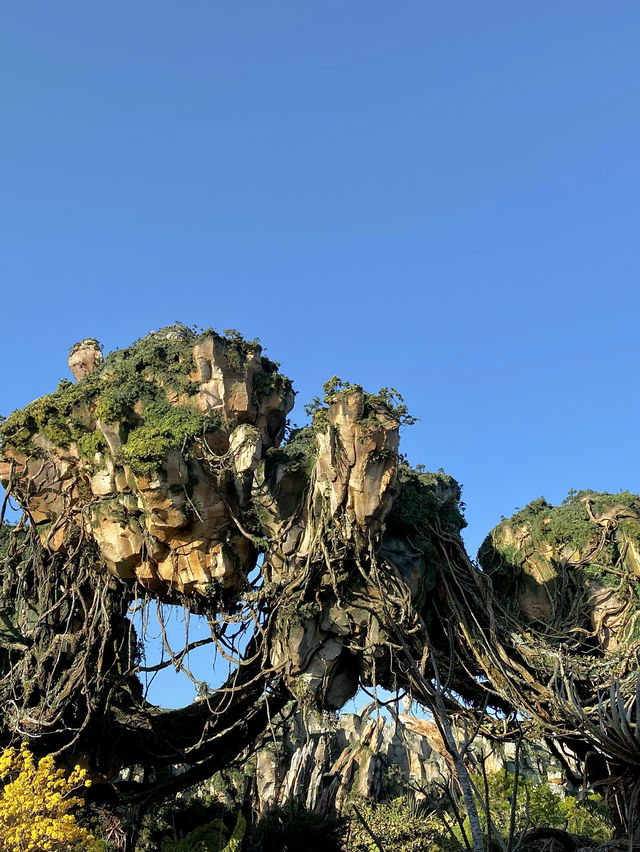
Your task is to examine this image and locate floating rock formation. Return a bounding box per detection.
[0,327,463,712]
[2,325,639,838]
[0,326,294,596]
[478,491,640,656]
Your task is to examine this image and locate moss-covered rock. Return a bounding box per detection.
[478,490,640,652]
[381,463,466,616]
[0,325,294,598]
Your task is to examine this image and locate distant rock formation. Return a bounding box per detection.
[221,704,561,818]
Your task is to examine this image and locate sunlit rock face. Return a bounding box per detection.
[0,326,294,597]
[0,326,466,712]
[259,389,402,709]
[257,389,466,709]
[478,491,640,655]
[68,339,104,381]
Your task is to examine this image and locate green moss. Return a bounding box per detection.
[304,377,417,431]
[252,360,293,407]
[76,430,108,459]
[280,598,321,627]
[480,491,640,576]
[386,462,466,551]
[265,426,317,477]
[1,324,291,479]
[119,401,223,477]
[479,490,640,641]
[0,396,73,451]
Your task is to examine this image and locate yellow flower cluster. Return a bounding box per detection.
[0,743,100,852]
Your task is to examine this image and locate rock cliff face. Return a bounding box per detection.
[478,491,640,655]
[240,704,560,818]
[0,327,465,713]
[257,389,403,708]
[0,326,294,597]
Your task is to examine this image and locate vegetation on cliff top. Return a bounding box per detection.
[478,489,640,582]
[304,375,418,431]
[0,324,292,477]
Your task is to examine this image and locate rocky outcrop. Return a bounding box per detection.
[1,329,456,713]
[262,389,403,708]
[246,703,561,818]
[68,339,104,381]
[0,327,294,598]
[478,491,640,655]
[313,392,399,530]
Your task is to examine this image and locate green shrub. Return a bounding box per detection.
[460,769,613,847]
[134,793,235,852]
[161,811,245,852]
[249,801,346,852]
[346,797,453,852]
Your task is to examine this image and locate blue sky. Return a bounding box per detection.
[2,2,640,706]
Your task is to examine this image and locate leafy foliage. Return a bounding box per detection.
[134,791,238,852]
[304,376,417,428]
[387,461,467,544]
[264,425,316,477]
[345,771,612,852]
[160,810,245,852]
[0,744,100,852]
[248,801,346,852]
[346,797,452,852]
[460,769,613,846]
[251,367,293,408]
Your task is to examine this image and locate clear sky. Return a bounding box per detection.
[2,2,640,706]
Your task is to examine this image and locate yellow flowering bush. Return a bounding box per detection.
[0,743,101,852]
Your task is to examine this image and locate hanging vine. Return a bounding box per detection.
[1,325,640,840]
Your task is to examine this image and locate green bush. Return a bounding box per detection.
[248,801,346,852]
[161,811,245,852]
[134,793,236,852]
[346,797,454,852]
[461,769,613,847]
[345,771,613,852]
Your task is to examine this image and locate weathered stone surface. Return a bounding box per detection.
[91,511,144,578]
[314,391,398,531]
[0,329,294,599]
[68,339,104,382]
[479,492,640,655]
[247,704,563,818]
